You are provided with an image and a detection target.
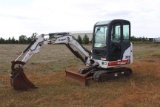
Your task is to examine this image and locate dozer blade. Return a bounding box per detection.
[65,70,92,85]
[11,61,37,91]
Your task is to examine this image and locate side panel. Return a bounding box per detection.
[122,43,133,64]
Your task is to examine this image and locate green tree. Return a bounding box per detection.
[27,37,32,44]
[83,34,89,44]
[0,37,5,44]
[5,37,10,44]
[8,37,12,44]
[131,36,136,41]
[19,35,27,44]
[77,35,82,44]
[31,33,36,39]
[11,37,16,44]
[26,33,37,44]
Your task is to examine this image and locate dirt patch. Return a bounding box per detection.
[152,54,160,58]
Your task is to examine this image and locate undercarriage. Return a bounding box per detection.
[65,66,132,85]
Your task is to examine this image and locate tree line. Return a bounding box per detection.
[0,34,35,44]
[0,34,91,44]
[77,34,90,44]
[0,34,153,44]
[131,36,151,42]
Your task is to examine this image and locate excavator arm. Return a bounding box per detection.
[11,32,96,90]
[15,33,92,65]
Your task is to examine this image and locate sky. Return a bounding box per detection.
[0,0,160,39]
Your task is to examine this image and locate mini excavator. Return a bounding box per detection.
[11,19,133,90]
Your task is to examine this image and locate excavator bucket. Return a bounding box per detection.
[10,61,37,91]
[65,69,92,85]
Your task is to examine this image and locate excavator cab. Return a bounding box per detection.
[92,19,132,62]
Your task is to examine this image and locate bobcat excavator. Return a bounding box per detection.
[11,19,133,90]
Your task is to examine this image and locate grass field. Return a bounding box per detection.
[0,44,160,107]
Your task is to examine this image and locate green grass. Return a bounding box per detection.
[0,44,160,107]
